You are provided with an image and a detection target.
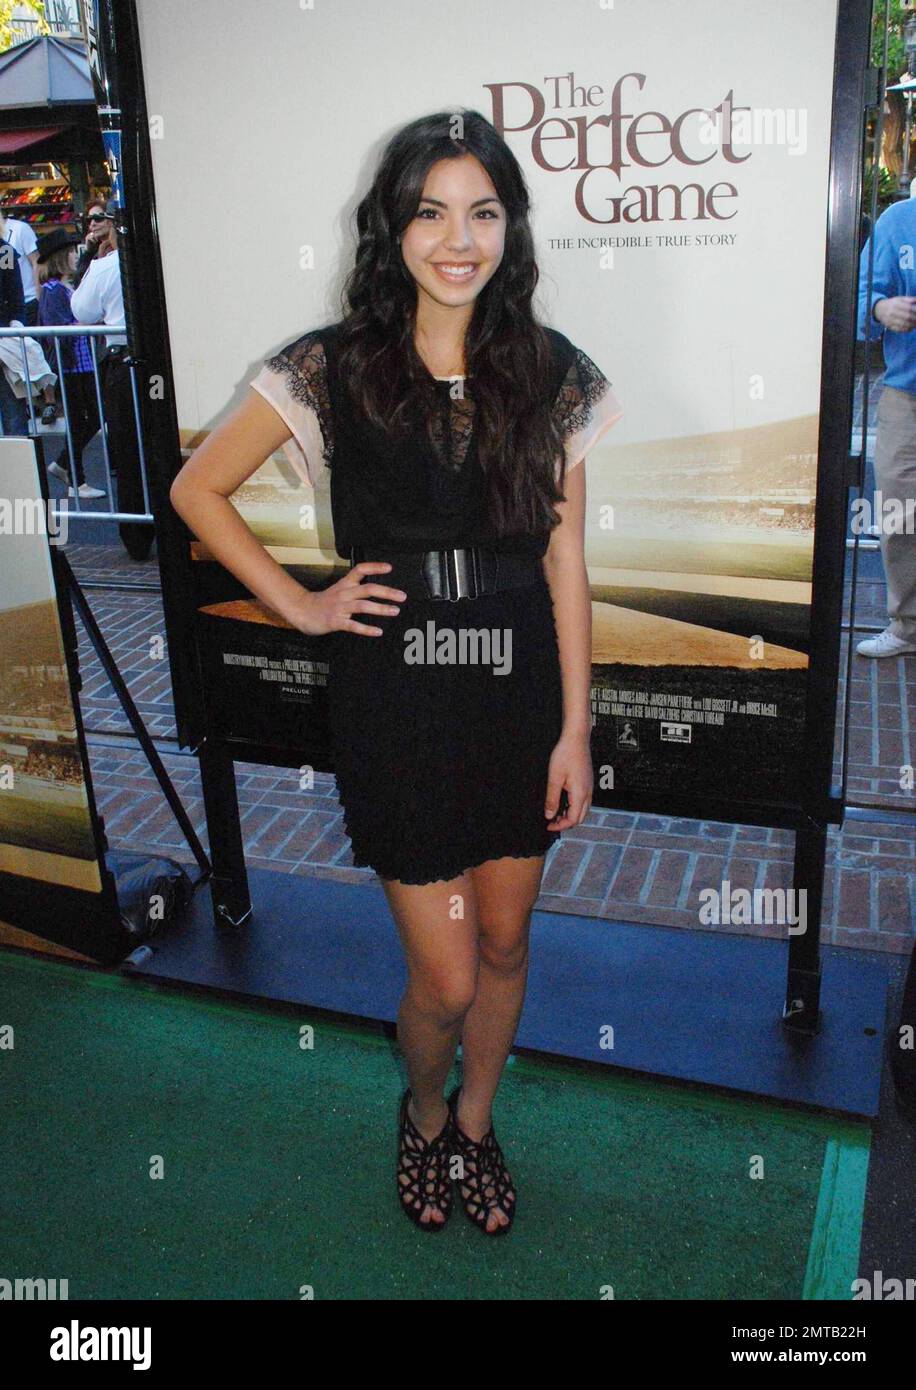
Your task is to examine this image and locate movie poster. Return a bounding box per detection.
[0,440,104,891]
[180,449,337,758]
[136,0,838,813]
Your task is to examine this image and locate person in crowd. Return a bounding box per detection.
[0,225,29,434]
[70,197,156,559]
[0,208,40,326]
[0,211,63,427]
[73,200,112,291]
[857,198,916,658]
[36,227,104,500]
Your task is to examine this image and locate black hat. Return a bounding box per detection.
[36,227,80,263]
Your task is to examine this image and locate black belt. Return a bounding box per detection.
[348,544,541,602]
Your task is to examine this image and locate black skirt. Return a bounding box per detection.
[326,572,564,884]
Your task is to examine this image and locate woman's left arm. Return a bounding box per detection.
[541,460,594,831]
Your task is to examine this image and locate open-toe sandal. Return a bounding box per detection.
[396,1088,453,1232]
[447,1085,516,1236]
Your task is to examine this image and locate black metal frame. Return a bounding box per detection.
[83,0,206,753]
[102,0,874,1027]
[784,0,875,1029]
[807,0,875,820]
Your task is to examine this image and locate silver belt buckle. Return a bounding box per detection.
[447,547,479,601]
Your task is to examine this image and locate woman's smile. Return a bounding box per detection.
[431,261,480,284]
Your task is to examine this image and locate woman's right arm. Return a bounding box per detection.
[168,390,405,636]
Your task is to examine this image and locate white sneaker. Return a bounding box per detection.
[47,461,70,483]
[856,627,916,658]
[69,483,106,500]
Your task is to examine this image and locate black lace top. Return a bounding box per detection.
[249,320,622,559]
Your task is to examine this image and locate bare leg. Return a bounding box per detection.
[458,853,545,1230]
[382,870,479,1225]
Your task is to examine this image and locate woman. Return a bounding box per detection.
[170,110,622,1237]
[73,201,112,290]
[37,227,104,499]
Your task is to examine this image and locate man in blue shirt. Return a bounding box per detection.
[856,199,916,657]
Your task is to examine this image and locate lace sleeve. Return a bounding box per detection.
[248,329,333,488]
[553,346,623,476]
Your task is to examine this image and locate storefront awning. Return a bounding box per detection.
[0,125,65,154]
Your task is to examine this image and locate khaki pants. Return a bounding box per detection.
[874,385,916,641]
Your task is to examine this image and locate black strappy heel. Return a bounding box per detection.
[446,1085,516,1236]
[396,1088,453,1231]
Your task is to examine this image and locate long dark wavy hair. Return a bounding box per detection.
[335,109,568,539]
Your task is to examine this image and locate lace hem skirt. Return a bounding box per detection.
[326,574,565,885]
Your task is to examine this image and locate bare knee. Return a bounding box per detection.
[477,919,530,975]
[409,967,478,1025]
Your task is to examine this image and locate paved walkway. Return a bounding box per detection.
[68,518,914,956]
[43,355,910,956]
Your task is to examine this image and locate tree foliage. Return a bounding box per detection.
[0,1,48,54]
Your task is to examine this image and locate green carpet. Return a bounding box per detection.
[0,951,869,1300]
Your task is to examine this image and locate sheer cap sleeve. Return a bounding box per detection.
[248,329,333,488]
[553,344,623,476]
